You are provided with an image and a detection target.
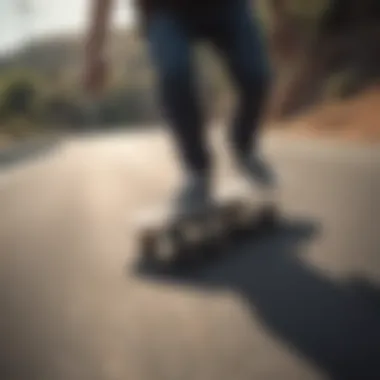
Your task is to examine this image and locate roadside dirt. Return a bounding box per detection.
[1,86,380,151]
[270,85,380,145]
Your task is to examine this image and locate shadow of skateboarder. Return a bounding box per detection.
[133,218,380,380]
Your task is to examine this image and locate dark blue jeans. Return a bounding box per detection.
[147,0,271,175]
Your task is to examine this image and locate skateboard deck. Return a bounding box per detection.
[134,181,279,268]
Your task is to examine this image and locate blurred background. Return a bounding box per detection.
[1,3,380,380]
[0,0,379,147]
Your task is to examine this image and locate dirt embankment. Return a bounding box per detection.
[265,0,380,144]
[270,85,380,144]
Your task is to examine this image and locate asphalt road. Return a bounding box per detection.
[0,128,379,380]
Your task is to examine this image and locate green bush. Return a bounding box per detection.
[0,69,46,122]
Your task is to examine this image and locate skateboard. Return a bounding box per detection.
[134,182,279,269]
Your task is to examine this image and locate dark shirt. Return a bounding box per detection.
[134,0,237,34]
[136,0,233,16]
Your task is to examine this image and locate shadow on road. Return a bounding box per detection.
[135,218,380,380]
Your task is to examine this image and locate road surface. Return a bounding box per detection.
[0,128,379,380]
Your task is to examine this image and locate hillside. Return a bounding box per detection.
[0,0,379,143]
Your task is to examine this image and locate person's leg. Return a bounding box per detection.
[147,11,210,177]
[210,0,275,186]
[146,11,212,210]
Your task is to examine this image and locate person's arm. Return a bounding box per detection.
[83,0,113,95]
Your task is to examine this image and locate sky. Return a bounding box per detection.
[0,0,134,56]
